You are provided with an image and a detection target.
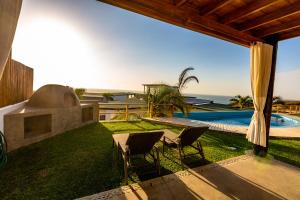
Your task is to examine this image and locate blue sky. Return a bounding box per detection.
[12,0,300,100]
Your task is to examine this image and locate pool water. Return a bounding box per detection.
[174,111,300,128]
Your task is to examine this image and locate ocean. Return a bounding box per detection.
[86,88,233,104]
[187,94,233,105]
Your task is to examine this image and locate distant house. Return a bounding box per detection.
[81,89,142,103]
[81,93,105,103]
[142,83,178,94]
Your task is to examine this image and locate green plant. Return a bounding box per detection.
[74,88,85,100]
[177,67,199,91]
[230,95,253,109]
[148,86,187,117]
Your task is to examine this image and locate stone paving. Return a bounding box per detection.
[78,155,300,200]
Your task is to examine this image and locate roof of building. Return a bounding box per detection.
[143,83,179,88]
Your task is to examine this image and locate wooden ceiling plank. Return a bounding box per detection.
[99,0,263,47]
[257,18,300,38]
[98,0,186,27]
[277,28,300,41]
[198,0,231,16]
[188,15,261,42]
[239,2,300,31]
[221,0,276,24]
[185,20,250,47]
[175,0,189,7]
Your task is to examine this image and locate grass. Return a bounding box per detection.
[0,121,299,200]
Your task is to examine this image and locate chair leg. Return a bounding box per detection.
[197,141,205,159]
[162,137,165,155]
[124,154,128,185]
[177,144,184,169]
[117,144,121,161]
[156,148,160,175]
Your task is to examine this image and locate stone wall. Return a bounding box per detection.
[4,103,98,151]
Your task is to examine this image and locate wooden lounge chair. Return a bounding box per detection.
[112,130,164,184]
[161,126,209,168]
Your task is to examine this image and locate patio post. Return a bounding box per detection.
[254,40,278,155]
[125,103,129,121]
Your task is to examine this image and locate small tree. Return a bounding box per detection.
[74,88,85,100]
[230,95,253,109]
[148,86,187,117]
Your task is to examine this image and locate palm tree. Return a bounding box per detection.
[230,95,253,109]
[148,86,187,117]
[177,67,199,91]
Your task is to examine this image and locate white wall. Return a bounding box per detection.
[0,101,26,133]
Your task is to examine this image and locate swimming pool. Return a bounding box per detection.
[174,111,300,128]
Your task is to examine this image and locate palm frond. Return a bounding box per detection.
[178,67,194,88]
[181,75,199,89]
[148,85,187,117]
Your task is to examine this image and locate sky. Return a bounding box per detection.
[12,0,300,100]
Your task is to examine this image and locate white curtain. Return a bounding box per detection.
[0,0,22,80]
[247,42,273,147]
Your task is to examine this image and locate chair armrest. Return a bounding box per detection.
[164,135,180,144]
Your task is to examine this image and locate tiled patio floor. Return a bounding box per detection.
[78,155,300,200]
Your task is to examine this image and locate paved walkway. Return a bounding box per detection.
[144,117,300,138]
[78,155,300,200]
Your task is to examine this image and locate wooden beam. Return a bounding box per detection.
[238,2,300,31]
[221,0,276,24]
[198,0,231,16]
[277,28,300,41]
[185,20,250,47]
[256,18,300,38]
[98,0,263,47]
[175,0,188,7]
[188,16,261,43]
[255,40,278,155]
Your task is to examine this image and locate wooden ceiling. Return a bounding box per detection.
[98,0,300,47]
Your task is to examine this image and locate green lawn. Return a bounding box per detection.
[0,121,299,200]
